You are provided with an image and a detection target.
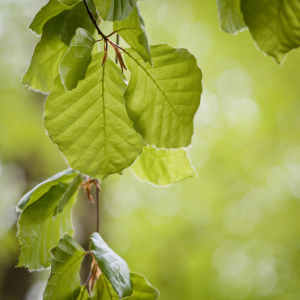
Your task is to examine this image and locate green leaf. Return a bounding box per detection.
[59,0,81,6]
[113,5,151,64]
[59,0,99,45]
[94,0,136,21]
[216,0,246,34]
[125,45,202,148]
[29,0,72,35]
[17,174,82,270]
[17,168,76,212]
[90,232,132,298]
[131,146,197,186]
[44,234,85,300]
[23,13,69,93]
[241,0,300,63]
[81,273,159,299]
[24,0,97,92]
[60,28,95,90]
[44,52,143,180]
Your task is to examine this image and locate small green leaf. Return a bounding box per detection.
[131,146,197,186]
[90,232,132,299]
[80,273,159,299]
[29,0,72,35]
[113,5,151,64]
[94,0,136,21]
[17,173,82,270]
[44,53,143,180]
[60,28,95,90]
[23,13,69,93]
[17,168,76,212]
[44,234,85,300]
[55,174,83,215]
[216,0,246,34]
[241,0,300,63]
[125,45,202,148]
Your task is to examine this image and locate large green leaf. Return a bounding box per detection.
[17,168,76,212]
[44,53,143,180]
[23,13,69,93]
[29,0,72,35]
[216,0,246,34]
[241,0,300,63]
[80,273,159,299]
[94,0,136,21]
[44,234,85,300]
[113,5,151,64]
[60,28,95,90]
[131,146,197,186]
[90,232,132,298]
[17,174,82,270]
[125,45,202,148]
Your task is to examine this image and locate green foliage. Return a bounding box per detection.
[17,171,81,270]
[217,0,300,63]
[44,53,143,180]
[90,232,132,298]
[216,0,245,34]
[131,146,196,186]
[94,0,136,21]
[241,0,300,63]
[44,234,85,300]
[125,44,202,148]
[29,0,73,35]
[23,0,97,92]
[23,13,69,93]
[18,0,207,297]
[82,273,159,299]
[113,5,152,64]
[60,28,95,90]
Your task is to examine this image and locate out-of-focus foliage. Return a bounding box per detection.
[218,0,300,63]
[1,0,300,299]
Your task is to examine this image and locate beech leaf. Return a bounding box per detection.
[131,146,197,186]
[125,44,202,148]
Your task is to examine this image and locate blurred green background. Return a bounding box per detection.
[1,0,300,299]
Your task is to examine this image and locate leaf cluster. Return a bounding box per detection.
[18,0,203,298]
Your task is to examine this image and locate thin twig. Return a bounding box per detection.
[83,0,106,39]
[95,180,101,233]
[115,34,120,64]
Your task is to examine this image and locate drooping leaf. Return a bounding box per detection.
[125,45,202,148]
[17,174,82,270]
[23,13,69,93]
[80,273,159,300]
[94,0,136,21]
[113,5,151,64]
[241,0,300,63]
[131,146,197,186]
[60,28,95,90]
[216,0,246,34]
[29,0,72,35]
[17,168,76,212]
[43,234,85,300]
[44,52,143,180]
[90,232,132,298]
